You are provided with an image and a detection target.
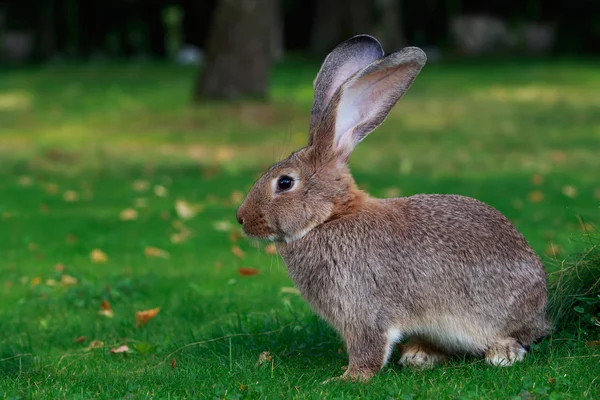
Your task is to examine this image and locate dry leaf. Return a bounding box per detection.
[45,278,57,287]
[232,246,245,259]
[120,208,139,221]
[175,199,203,220]
[44,183,59,194]
[545,243,562,258]
[213,220,233,232]
[17,176,33,186]
[61,275,78,286]
[561,185,578,199]
[144,246,170,259]
[90,249,108,263]
[528,190,544,203]
[74,336,87,343]
[171,358,177,369]
[230,191,244,204]
[256,351,273,366]
[85,340,104,351]
[110,345,130,354]
[31,277,41,286]
[133,179,150,192]
[280,287,300,295]
[238,267,259,276]
[63,190,79,202]
[136,307,160,327]
[265,243,277,255]
[229,231,242,242]
[586,340,600,346]
[98,300,114,318]
[551,151,566,163]
[153,185,168,197]
[530,173,544,186]
[55,263,65,273]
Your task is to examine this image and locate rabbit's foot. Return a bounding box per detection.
[398,340,448,368]
[485,338,526,367]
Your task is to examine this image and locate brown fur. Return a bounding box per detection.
[236,35,550,382]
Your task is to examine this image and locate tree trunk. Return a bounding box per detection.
[195,0,275,101]
[376,0,405,50]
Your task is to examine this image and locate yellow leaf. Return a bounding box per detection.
[31,277,42,286]
[561,185,578,199]
[175,199,203,220]
[61,275,78,286]
[135,307,160,327]
[120,208,138,221]
[153,185,168,197]
[528,190,544,203]
[46,279,58,287]
[85,340,104,351]
[232,246,245,259]
[63,190,79,202]
[133,179,150,192]
[90,249,108,263]
[265,243,277,255]
[144,246,170,258]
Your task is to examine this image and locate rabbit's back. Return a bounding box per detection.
[278,194,549,351]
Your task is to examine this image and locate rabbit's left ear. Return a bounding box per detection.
[315,47,426,163]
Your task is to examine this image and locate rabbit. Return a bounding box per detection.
[236,34,550,382]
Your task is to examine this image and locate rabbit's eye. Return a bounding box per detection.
[277,175,294,192]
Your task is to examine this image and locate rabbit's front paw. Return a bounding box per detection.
[485,338,526,367]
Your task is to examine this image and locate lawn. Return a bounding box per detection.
[0,57,599,399]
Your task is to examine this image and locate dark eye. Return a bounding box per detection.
[277,175,294,192]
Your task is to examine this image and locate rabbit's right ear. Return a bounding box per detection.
[309,35,384,136]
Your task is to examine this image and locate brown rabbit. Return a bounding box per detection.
[236,35,550,382]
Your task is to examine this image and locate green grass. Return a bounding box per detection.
[1,58,599,399]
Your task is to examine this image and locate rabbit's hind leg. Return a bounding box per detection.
[485,337,526,367]
[398,339,448,368]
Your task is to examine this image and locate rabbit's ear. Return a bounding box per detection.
[309,35,384,132]
[318,47,426,163]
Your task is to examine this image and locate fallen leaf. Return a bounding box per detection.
[61,275,78,286]
[530,173,544,186]
[280,287,300,295]
[265,243,277,255]
[561,185,578,199]
[17,176,33,186]
[256,351,273,366]
[153,185,168,197]
[110,345,130,354]
[232,246,245,259]
[133,179,150,192]
[74,336,87,343]
[175,199,203,220]
[85,340,105,351]
[63,190,79,202]
[586,340,600,346]
[46,279,58,287]
[238,267,259,276]
[229,231,242,242]
[135,307,160,327]
[230,191,244,204]
[213,220,233,232]
[528,190,544,203]
[545,243,562,258]
[90,249,108,263]
[144,246,170,259]
[171,358,177,369]
[31,277,41,286]
[551,151,566,163]
[44,183,59,194]
[55,263,65,272]
[98,300,114,318]
[120,208,139,221]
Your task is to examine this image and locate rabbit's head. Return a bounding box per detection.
[237,35,426,242]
